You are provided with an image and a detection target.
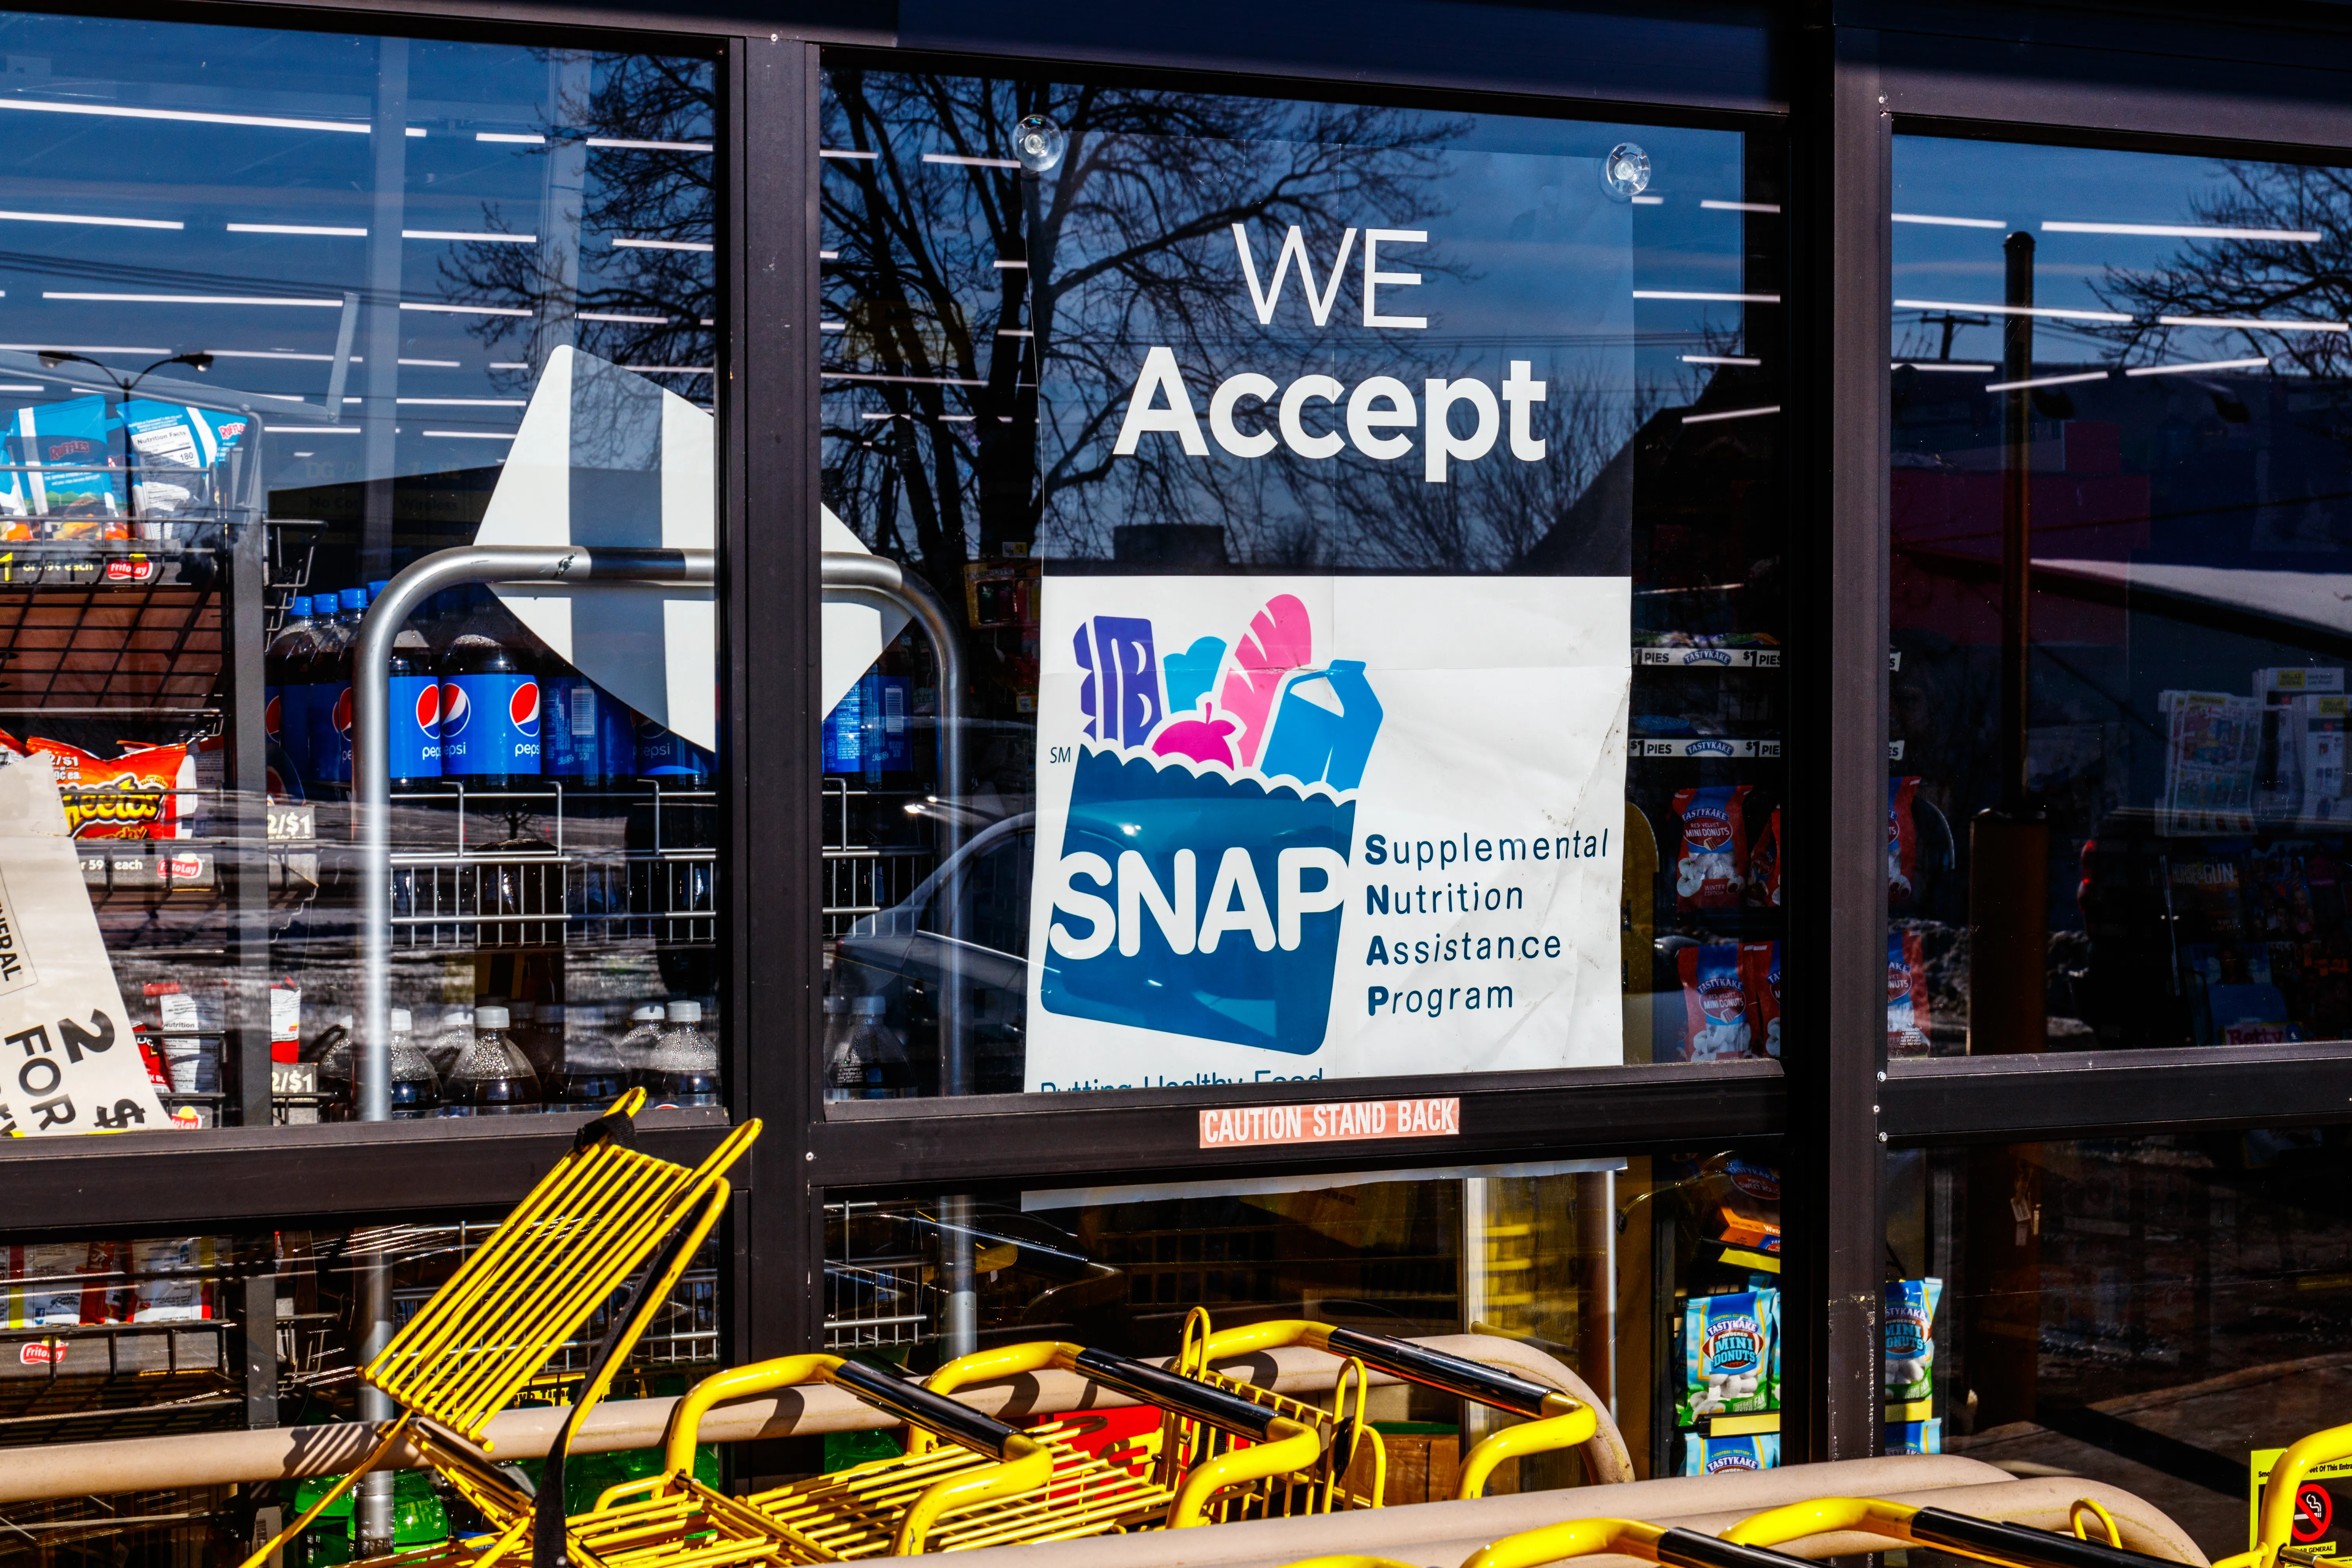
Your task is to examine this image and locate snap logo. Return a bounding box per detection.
[437,683,472,739]
[1040,592,1380,1058]
[509,681,539,738]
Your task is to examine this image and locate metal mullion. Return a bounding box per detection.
[1886,1040,2352,1144]
[1779,17,1892,1467]
[728,32,823,1373]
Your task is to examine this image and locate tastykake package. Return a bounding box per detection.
[1684,1433,1780,1475]
[1884,1277,1943,1402]
[1673,784,1752,911]
[1680,1287,1779,1424]
[1677,942,1751,1061]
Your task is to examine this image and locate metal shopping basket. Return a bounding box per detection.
[1193,1316,1601,1500]
[239,1093,762,1568]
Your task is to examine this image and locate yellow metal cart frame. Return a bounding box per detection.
[1194,1317,1598,1499]
[1722,1496,2185,1568]
[239,1095,762,1568]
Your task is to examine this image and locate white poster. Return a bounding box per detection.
[1024,573,1628,1091]
[0,756,167,1135]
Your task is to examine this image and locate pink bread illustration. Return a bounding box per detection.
[1217,593,1312,767]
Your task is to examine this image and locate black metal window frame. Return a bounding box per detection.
[0,0,2349,1472]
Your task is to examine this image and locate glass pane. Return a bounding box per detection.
[823,1151,1786,1488]
[0,16,721,1133]
[1893,135,2352,1053]
[1888,1134,2352,1560]
[0,1217,721,1550]
[818,62,1788,1098]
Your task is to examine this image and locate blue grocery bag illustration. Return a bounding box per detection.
[1040,592,1382,1057]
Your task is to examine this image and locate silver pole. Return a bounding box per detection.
[818,552,967,1094]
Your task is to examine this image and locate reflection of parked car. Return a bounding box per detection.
[834,812,1034,1095]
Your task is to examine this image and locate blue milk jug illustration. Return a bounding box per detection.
[1259,662,1383,790]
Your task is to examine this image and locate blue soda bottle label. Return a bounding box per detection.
[270,685,311,780]
[389,674,442,780]
[545,676,633,779]
[636,718,712,778]
[439,674,541,778]
[309,680,353,786]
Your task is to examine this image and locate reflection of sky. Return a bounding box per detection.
[0,13,712,483]
[1894,136,2248,366]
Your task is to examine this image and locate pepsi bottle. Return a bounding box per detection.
[263,596,319,797]
[437,613,543,793]
[303,587,367,797]
[388,608,442,793]
[545,675,633,789]
[634,718,716,784]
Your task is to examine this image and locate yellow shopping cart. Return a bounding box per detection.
[918,1336,1372,1528]
[1194,1317,1600,1499]
[2222,1420,2352,1568]
[1273,1512,1826,1568]
[1722,1495,2187,1568]
[240,1094,762,1568]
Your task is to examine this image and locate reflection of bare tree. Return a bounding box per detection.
[820,69,1472,598]
[1334,362,1663,572]
[444,53,717,388]
[2096,162,2352,375]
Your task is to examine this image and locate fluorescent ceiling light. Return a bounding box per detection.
[613,237,712,252]
[401,302,532,317]
[2125,355,2272,376]
[941,414,975,421]
[227,222,366,237]
[1682,405,1780,423]
[1631,195,1664,205]
[820,322,846,332]
[0,384,40,392]
[820,148,877,160]
[264,425,361,432]
[619,366,715,373]
[422,429,515,438]
[1894,213,2005,229]
[406,127,425,138]
[0,98,367,134]
[44,292,340,306]
[475,132,545,144]
[0,343,166,354]
[861,412,895,421]
[820,250,840,260]
[1635,290,1782,303]
[0,209,181,230]
[580,312,669,323]
[924,152,1018,168]
[1897,298,2132,323]
[207,350,346,362]
[588,137,713,152]
[1682,354,1760,366]
[394,397,525,406]
[1895,361,1997,372]
[993,259,1027,269]
[399,358,460,367]
[2160,314,2348,333]
[1701,200,1781,213]
[998,328,1034,338]
[404,229,537,243]
[1984,370,2109,392]
[824,370,987,387]
[2045,220,2320,242]
[489,361,532,370]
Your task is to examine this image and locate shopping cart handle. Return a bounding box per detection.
[832,1359,1029,1462]
[1655,1531,1831,1568]
[1074,1346,1287,1443]
[1326,1325,1573,1421]
[1908,1506,2183,1568]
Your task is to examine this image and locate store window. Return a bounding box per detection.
[1887,1134,2352,1559]
[825,1148,1787,1486]
[816,63,1789,1099]
[0,15,723,1133]
[1892,136,2352,1055]
[0,1214,723,1549]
